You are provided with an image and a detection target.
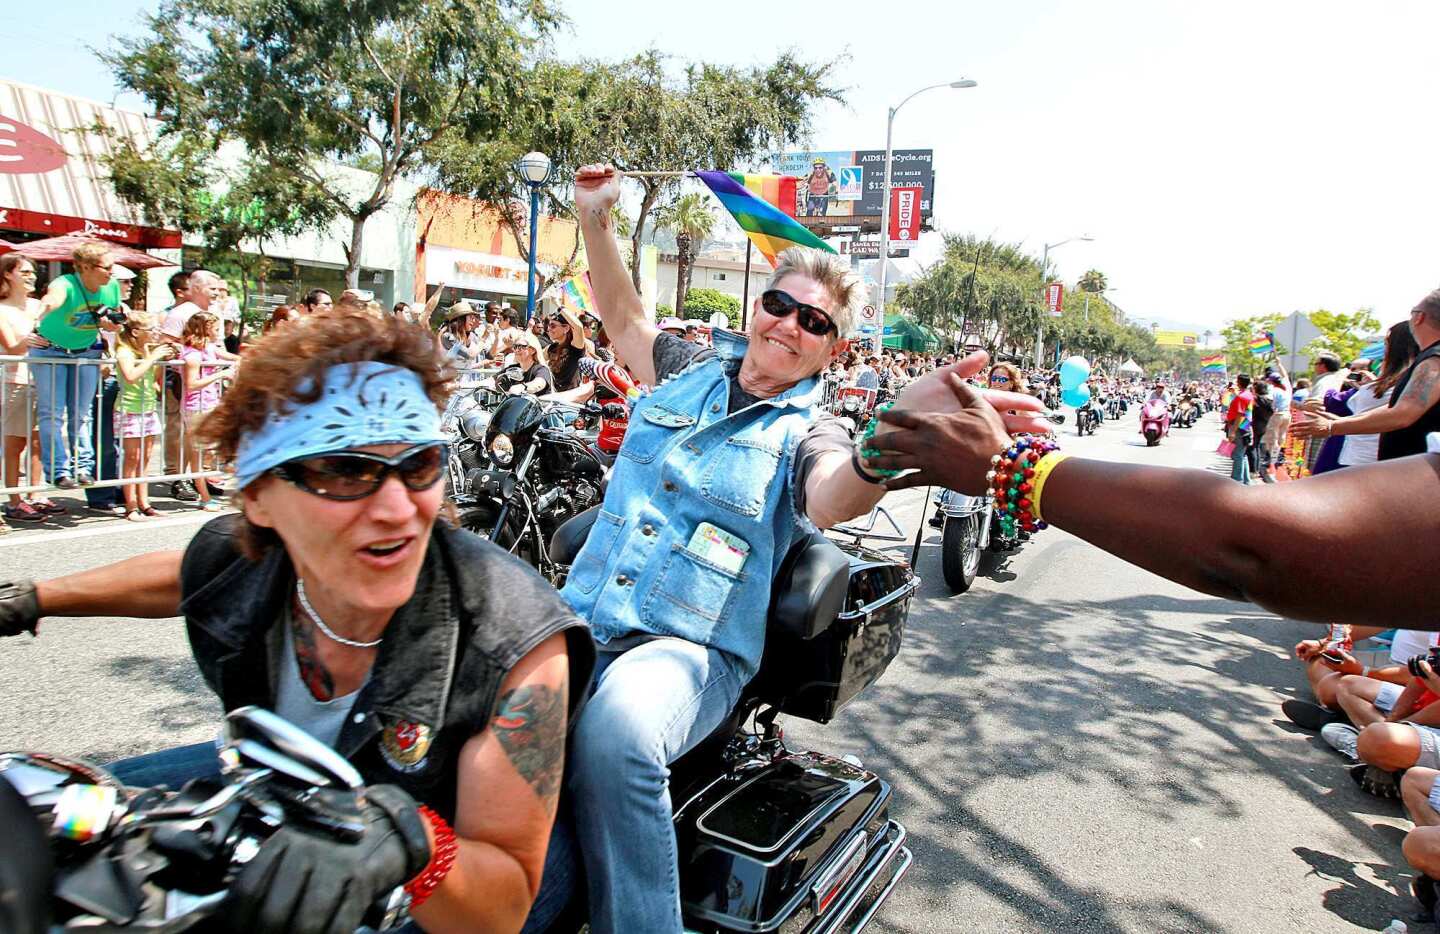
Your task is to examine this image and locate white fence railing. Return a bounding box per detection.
[1,354,236,497]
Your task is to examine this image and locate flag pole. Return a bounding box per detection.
[740,241,753,331]
[620,171,693,178]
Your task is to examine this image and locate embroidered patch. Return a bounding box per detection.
[380,719,434,773]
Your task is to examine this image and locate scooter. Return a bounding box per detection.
[1139,398,1171,446]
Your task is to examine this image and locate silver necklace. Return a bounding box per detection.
[295,579,383,649]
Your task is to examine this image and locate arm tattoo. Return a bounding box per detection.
[491,683,567,805]
[291,605,336,702]
[1402,360,1440,412]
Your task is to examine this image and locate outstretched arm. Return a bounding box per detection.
[573,165,660,384]
[38,551,184,620]
[865,375,1440,627]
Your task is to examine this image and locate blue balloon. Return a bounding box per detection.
[1062,384,1091,408]
[1059,356,1091,391]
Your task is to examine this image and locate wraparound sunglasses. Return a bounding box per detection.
[270,443,444,501]
[760,289,837,337]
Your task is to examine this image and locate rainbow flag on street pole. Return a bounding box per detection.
[559,273,596,317]
[1248,332,1274,355]
[1200,353,1226,372]
[694,170,834,267]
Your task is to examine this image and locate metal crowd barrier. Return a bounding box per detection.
[0,353,236,498]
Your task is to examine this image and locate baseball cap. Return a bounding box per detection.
[659,316,685,333]
[110,265,136,281]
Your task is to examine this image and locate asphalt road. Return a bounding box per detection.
[0,409,1413,932]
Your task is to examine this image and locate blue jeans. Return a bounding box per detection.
[1230,436,1251,483]
[86,377,123,507]
[107,740,222,788]
[29,345,101,482]
[568,638,747,934]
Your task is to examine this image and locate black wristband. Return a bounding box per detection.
[850,445,884,485]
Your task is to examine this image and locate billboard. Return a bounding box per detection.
[1154,330,1199,348]
[772,149,935,230]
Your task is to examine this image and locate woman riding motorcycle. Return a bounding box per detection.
[0,312,595,934]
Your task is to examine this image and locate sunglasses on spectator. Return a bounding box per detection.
[760,289,837,337]
[989,375,1011,384]
[270,443,444,501]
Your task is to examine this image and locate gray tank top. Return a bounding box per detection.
[274,605,369,748]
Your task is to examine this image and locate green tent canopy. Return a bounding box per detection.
[882,313,940,352]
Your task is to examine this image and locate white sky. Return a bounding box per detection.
[9,0,1439,332]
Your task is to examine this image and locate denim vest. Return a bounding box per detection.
[559,329,822,680]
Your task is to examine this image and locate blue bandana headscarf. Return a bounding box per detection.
[233,361,446,489]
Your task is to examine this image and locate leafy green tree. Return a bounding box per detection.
[1078,269,1108,293]
[655,303,675,320]
[655,193,716,314]
[1307,308,1381,364]
[106,0,562,287]
[680,288,741,328]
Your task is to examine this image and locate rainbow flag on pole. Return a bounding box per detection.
[1200,353,1226,372]
[559,273,596,317]
[727,173,799,218]
[694,170,834,267]
[1248,332,1274,355]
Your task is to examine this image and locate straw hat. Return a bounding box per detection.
[444,300,478,324]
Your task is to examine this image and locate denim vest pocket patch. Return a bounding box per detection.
[700,438,783,516]
[641,543,747,637]
[619,404,697,464]
[565,509,627,595]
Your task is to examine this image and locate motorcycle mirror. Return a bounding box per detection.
[222,707,363,791]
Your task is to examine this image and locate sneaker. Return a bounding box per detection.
[88,504,127,518]
[2,502,47,524]
[53,476,77,490]
[1321,723,1361,761]
[1350,762,1404,799]
[198,500,223,512]
[171,480,199,502]
[30,499,67,516]
[74,471,94,486]
[1282,699,1348,731]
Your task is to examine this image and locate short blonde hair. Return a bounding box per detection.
[765,248,865,339]
[72,241,111,269]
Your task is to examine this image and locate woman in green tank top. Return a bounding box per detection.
[29,242,122,485]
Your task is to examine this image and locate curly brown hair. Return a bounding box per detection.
[199,312,453,559]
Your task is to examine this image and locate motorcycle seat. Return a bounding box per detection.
[549,506,600,567]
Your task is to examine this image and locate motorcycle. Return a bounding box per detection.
[1105,395,1124,420]
[1075,401,1100,437]
[834,386,877,437]
[934,488,1028,594]
[543,505,918,933]
[441,365,506,499]
[1174,397,1198,429]
[1139,398,1171,446]
[0,707,414,933]
[455,390,611,584]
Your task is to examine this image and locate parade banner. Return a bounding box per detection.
[1045,283,1064,317]
[1153,330,1199,347]
[888,186,923,242]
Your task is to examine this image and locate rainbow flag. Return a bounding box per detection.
[559,273,595,317]
[695,170,834,267]
[1200,353,1226,372]
[727,173,799,218]
[1248,332,1274,355]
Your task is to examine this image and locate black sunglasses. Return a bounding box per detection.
[271,443,444,501]
[760,289,837,337]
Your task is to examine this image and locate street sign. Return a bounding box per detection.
[1273,310,1323,372]
[831,225,862,233]
[837,240,909,260]
[859,303,879,325]
[1045,283,1064,317]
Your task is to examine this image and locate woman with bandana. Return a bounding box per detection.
[0,312,594,934]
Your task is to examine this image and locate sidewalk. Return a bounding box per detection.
[0,482,233,544]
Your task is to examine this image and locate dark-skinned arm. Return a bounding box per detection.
[864,373,1440,628]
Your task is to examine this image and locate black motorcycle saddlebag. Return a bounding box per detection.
[675,751,896,932]
[752,538,916,724]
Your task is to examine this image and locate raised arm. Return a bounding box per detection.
[573,165,660,384]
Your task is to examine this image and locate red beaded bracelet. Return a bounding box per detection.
[404,805,458,909]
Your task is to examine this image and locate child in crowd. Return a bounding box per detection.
[179,312,226,512]
[113,310,174,521]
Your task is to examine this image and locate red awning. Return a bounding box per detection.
[12,233,172,269]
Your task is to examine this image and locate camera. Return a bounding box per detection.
[91,306,127,326]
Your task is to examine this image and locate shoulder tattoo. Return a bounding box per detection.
[491,682,567,805]
[1403,359,1440,410]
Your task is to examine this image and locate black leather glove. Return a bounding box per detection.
[0,580,39,637]
[228,784,433,934]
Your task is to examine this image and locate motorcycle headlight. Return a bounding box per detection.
[842,396,860,412]
[460,410,491,443]
[489,433,515,467]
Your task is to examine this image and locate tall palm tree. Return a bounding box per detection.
[657,193,716,314]
[1078,269,1108,293]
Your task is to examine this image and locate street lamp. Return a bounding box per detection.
[876,78,978,347]
[515,151,553,324]
[1033,234,1093,367]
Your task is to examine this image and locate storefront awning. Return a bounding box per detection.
[0,79,181,250]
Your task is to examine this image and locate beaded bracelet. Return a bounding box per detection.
[405,805,459,909]
[985,435,1062,538]
[857,402,900,478]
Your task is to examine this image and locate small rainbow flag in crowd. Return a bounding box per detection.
[727,173,799,218]
[695,170,834,267]
[1248,332,1274,355]
[559,273,595,317]
[1201,353,1226,372]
